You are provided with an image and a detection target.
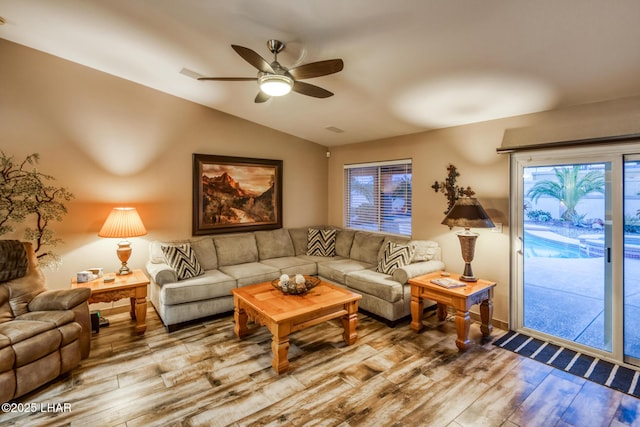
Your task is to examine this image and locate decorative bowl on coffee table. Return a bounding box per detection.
[271,274,320,295]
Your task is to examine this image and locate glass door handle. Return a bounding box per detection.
[517,236,523,255]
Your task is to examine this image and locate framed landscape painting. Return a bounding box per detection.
[192,154,283,235]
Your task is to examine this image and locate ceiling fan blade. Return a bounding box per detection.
[231,45,275,74]
[198,77,257,81]
[288,59,344,80]
[255,91,270,103]
[292,81,334,98]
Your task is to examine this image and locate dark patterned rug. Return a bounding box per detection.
[494,330,640,398]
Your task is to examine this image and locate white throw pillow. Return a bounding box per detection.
[409,240,438,262]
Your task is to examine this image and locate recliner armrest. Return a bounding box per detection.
[28,288,91,311]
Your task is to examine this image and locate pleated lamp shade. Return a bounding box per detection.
[98,207,147,238]
[98,207,147,275]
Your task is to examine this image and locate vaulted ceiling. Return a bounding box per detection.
[2,1,640,146]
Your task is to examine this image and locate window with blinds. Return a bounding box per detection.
[344,159,412,236]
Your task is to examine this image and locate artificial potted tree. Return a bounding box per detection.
[0,152,74,268]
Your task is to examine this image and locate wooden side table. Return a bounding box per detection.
[408,272,496,352]
[71,269,150,335]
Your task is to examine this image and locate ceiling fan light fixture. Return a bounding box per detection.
[259,74,293,96]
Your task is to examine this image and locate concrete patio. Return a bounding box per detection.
[523,230,640,357]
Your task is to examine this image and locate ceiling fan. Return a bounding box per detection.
[198,40,344,103]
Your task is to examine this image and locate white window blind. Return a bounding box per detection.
[344,159,412,236]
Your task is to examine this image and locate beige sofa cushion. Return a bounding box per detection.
[214,234,259,267]
[335,229,356,257]
[255,229,295,260]
[189,237,218,270]
[159,270,236,305]
[260,257,317,276]
[345,270,404,303]
[218,262,280,287]
[350,231,386,265]
[287,227,309,256]
[318,259,373,284]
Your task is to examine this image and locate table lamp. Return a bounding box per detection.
[441,197,495,282]
[98,207,147,275]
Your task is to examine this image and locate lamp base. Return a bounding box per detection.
[459,262,477,282]
[117,265,132,275]
[116,240,133,275]
[457,232,478,282]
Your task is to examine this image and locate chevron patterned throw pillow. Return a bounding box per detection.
[376,241,415,275]
[161,243,204,281]
[306,228,336,257]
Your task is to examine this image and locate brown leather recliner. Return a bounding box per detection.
[0,240,91,404]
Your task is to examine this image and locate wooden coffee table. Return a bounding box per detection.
[231,280,362,374]
[71,269,149,335]
[409,272,496,352]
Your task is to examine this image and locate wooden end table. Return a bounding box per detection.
[71,269,150,335]
[232,280,362,374]
[408,272,496,352]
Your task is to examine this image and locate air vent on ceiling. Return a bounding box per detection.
[325,126,345,133]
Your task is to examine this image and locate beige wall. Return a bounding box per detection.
[1,39,328,291]
[327,118,526,324]
[328,96,640,325]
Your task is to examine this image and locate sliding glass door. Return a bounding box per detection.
[511,145,640,365]
[624,155,640,364]
[519,159,612,352]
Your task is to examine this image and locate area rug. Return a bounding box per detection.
[494,330,640,398]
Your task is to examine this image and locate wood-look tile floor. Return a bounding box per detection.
[3,308,640,427]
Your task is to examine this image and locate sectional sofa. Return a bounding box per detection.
[145,227,444,331]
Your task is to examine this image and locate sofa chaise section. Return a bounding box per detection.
[315,231,444,324]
